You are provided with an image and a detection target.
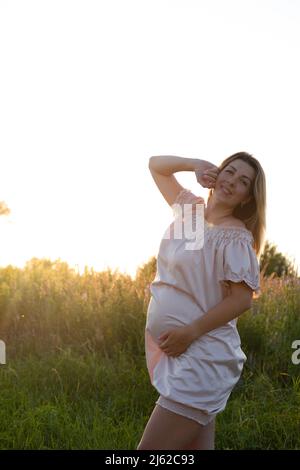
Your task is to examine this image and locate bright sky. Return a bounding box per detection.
[0,0,299,278]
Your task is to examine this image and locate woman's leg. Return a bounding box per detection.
[137,404,204,450]
[185,418,216,450]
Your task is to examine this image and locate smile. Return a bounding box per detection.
[221,185,232,196]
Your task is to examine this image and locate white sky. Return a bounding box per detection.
[0,0,299,278]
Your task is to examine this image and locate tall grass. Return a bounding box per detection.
[238,274,300,381]
[0,258,148,359]
[0,257,300,449]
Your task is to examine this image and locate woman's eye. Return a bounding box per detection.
[225,169,248,186]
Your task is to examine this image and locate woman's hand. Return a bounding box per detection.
[194,160,220,189]
[158,325,196,357]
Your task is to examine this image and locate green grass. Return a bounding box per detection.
[0,350,155,449]
[1,258,300,449]
[1,351,300,449]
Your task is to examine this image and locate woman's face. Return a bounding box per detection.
[214,159,256,208]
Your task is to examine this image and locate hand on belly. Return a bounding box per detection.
[157,324,195,357]
[146,288,203,344]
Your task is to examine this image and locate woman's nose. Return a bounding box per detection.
[228,178,237,187]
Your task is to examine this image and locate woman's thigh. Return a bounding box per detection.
[137,404,204,450]
[185,418,216,450]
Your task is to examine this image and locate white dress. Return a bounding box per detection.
[145,188,260,425]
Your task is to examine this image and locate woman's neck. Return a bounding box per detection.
[205,196,233,224]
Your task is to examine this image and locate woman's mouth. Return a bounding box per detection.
[220,185,232,196]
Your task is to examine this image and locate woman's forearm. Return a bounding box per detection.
[190,295,251,340]
[149,155,201,176]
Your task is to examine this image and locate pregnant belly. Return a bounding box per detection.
[146,285,204,342]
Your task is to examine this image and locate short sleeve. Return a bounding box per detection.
[218,237,260,295]
[171,188,205,218]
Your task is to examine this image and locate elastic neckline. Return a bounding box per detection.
[204,218,252,233]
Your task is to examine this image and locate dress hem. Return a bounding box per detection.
[155,395,216,427]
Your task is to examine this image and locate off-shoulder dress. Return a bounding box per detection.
[145,188,260,425]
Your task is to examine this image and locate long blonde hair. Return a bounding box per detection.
[207,151,267,258]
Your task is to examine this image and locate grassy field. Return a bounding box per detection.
[1,257,300,449]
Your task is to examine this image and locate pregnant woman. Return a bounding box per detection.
[137,152,266,450]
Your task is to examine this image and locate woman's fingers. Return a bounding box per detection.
[203,175,217,187]
[203,170,219,178]
[204,165,220,174]
[204,174,216,182]
[164,349,173,356]
[164,349,180,357]
[195,163,219,189]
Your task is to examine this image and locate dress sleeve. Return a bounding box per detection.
[218,236,261,295]
[171,188,205,218]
